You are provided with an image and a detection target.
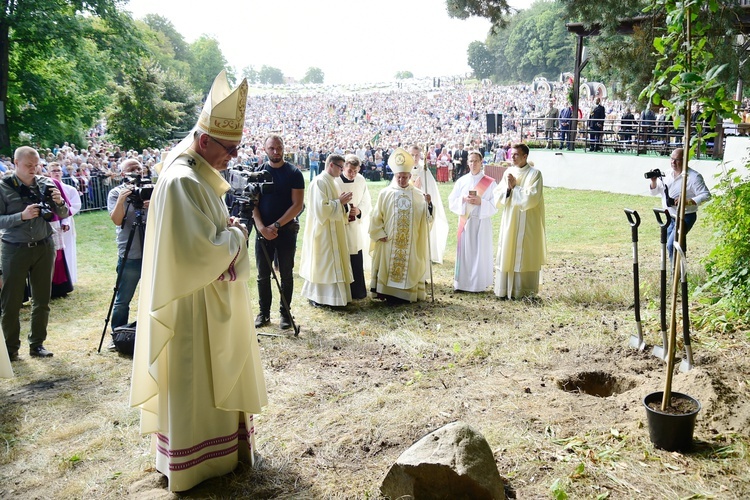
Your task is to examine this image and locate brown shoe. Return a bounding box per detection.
[8,350,19,362]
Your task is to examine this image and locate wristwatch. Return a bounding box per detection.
[273,222,281,229]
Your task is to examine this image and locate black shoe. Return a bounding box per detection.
[280,315,292,330]
[308,299,323,308]
[30,345,53,358]
[255,314,270,328]
[8,351,19,362]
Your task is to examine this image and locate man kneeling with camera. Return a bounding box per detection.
[1,146,69,361]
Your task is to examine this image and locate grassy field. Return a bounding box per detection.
[2,177,749,499]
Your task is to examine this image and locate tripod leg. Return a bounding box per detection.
[257,235,300,336]
[98,209,144,352]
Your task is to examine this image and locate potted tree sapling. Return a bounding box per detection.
[638,0,739,452]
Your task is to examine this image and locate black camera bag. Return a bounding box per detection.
[112,321,137,356]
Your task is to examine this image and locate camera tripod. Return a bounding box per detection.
[250,220,301,337]
[97,202,145,352]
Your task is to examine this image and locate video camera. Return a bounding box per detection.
[124,174,154,208]
[229,168,274,223]
[644,168,664,180]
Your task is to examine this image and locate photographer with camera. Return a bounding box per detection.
[251,134,304,330]
[647,147,711,262]
[1,146,69,361]
[107,158,149,330]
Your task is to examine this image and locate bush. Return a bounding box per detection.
[699,169,750,330]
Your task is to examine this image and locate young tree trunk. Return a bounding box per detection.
[0,21,10,153]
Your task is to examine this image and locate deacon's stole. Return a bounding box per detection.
[457,175,494,253]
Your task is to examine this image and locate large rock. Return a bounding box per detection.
[380,421,505,500]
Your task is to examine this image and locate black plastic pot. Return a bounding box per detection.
[643,391,701,452]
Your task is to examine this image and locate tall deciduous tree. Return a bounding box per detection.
[242,65,259,84]
[467,41,495,79]
[478,1,575,84]
[395,71,414,79]
[258,65,284,84]
[301,67,324,84]
[0,0,135,152]
[189,35,230,94]
[106,62,182,151]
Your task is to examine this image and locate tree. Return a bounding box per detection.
[0,0,136,152]
[301,67,324,84]
[562,0,750,106]
[395,71,414,79]
[161,69,202,135]
[140,15,192,76]
[258,65,284,85]
[242,65,259,84]
[446,0,514,31]
[476,1,574,84]
[106,62,182,151]
[189,35,230,94]
[467,41,495,79]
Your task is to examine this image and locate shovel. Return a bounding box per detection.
[677,247,695,372]
[624,209,646,351]
[651,208,671,361]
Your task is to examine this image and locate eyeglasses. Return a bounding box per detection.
[332,163,345,169]
[207,135,239,156]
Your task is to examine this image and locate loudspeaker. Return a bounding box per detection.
[486,113,503,134]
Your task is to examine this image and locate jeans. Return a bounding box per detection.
[667,212,697,263]
[255,226,298,318]
[309,162,319,181]
[112,257,142,329]
[560,127,572,149]
[1,240,55,352]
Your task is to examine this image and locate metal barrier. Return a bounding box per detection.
[516,117,716,157]
[61,176,115,212]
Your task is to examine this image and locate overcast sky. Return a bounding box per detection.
[124,0,535,84]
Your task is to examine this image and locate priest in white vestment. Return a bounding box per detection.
[370,147,433,303]
[300,154,354,306]
[334,154,372,300]
[448,151,498,292]
[493,143,547,299]
[130,71,267,492]
[409,144,448,264]
[49,164,81,283]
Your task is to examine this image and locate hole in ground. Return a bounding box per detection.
[556,371,636,397]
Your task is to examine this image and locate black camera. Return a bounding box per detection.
[229,168,274,223]
[644,169,663,179]
[32,184,56,221]
[124,174,154,208]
